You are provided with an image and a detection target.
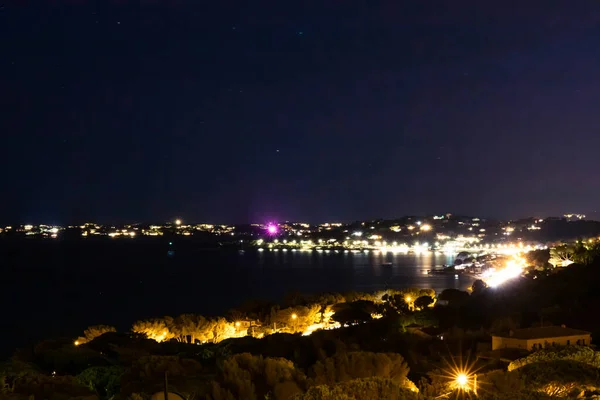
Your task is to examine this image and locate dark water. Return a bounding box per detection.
[0,239,473,357]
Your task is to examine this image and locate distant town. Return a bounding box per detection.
[0,213,593,250]
[6,213,600,290]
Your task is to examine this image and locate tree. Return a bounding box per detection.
[311,293,346,307]
[309,352,411,388]
[508,346,600,372]
[77,366,123,399]
[549,245,576,267]
[412,309,438,327]
[515,360,600,397]
[196,318,218,343]
[132,318,175,342]
[471,279,488,295]
[438,289,469,307]
[418,288,436,299]
[209,353,306,400]
[268,305,323,334]
[0,360,39,395]
[302,377,420,400]
[76,325,117,345]
[478,369,552,400]
[321,305,335,326]
[213,318,236,343]
[172,314,223,344]
[524,249,551,271]
[389,295,410,313]
[120,355,204,398]
[172,313,200,343]
[0,361,94,400]
[414,296,433,310]
[348,300,378,315]
[331,308,372,326]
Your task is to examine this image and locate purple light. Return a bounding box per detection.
[267,224,278,234]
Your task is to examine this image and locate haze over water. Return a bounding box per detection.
[1,239,473,356]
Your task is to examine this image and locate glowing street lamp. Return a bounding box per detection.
[405,296,412,303]
[290,313,298,332]
[175,219,182,226]
[456,373,468,388]
[454,372,477,394]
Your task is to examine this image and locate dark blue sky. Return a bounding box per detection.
[2,1,600,224]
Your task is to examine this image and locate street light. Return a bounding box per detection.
[456,373,468,388]
[454,372,477,394]
[290,313,299,333]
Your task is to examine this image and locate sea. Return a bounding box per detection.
[0,238,474,358]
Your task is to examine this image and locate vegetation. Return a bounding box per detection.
[508,346,600,371]
[128,288,435,346]
[302,378,420,400]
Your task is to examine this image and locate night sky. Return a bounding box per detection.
[2,1,600,224]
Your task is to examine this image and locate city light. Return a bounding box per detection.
[267,224,278,234]
[482,255,526,288]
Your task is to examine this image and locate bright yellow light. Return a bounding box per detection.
[235,321,241,327]
[482,255,526,288]
[74,340,80,346]
[420,224,432,231]
[456,373,468,387]
[175,219,182,226]
[291,313,298,320]
[405,296,412,303]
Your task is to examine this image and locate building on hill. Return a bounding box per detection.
[492,325,591,351]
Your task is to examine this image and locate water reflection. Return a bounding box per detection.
[253,248,470,293]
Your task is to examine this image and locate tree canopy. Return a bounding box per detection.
[302,377,420,400]
[309,352,411,388]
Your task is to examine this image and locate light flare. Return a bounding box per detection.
[482,255,526,287]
